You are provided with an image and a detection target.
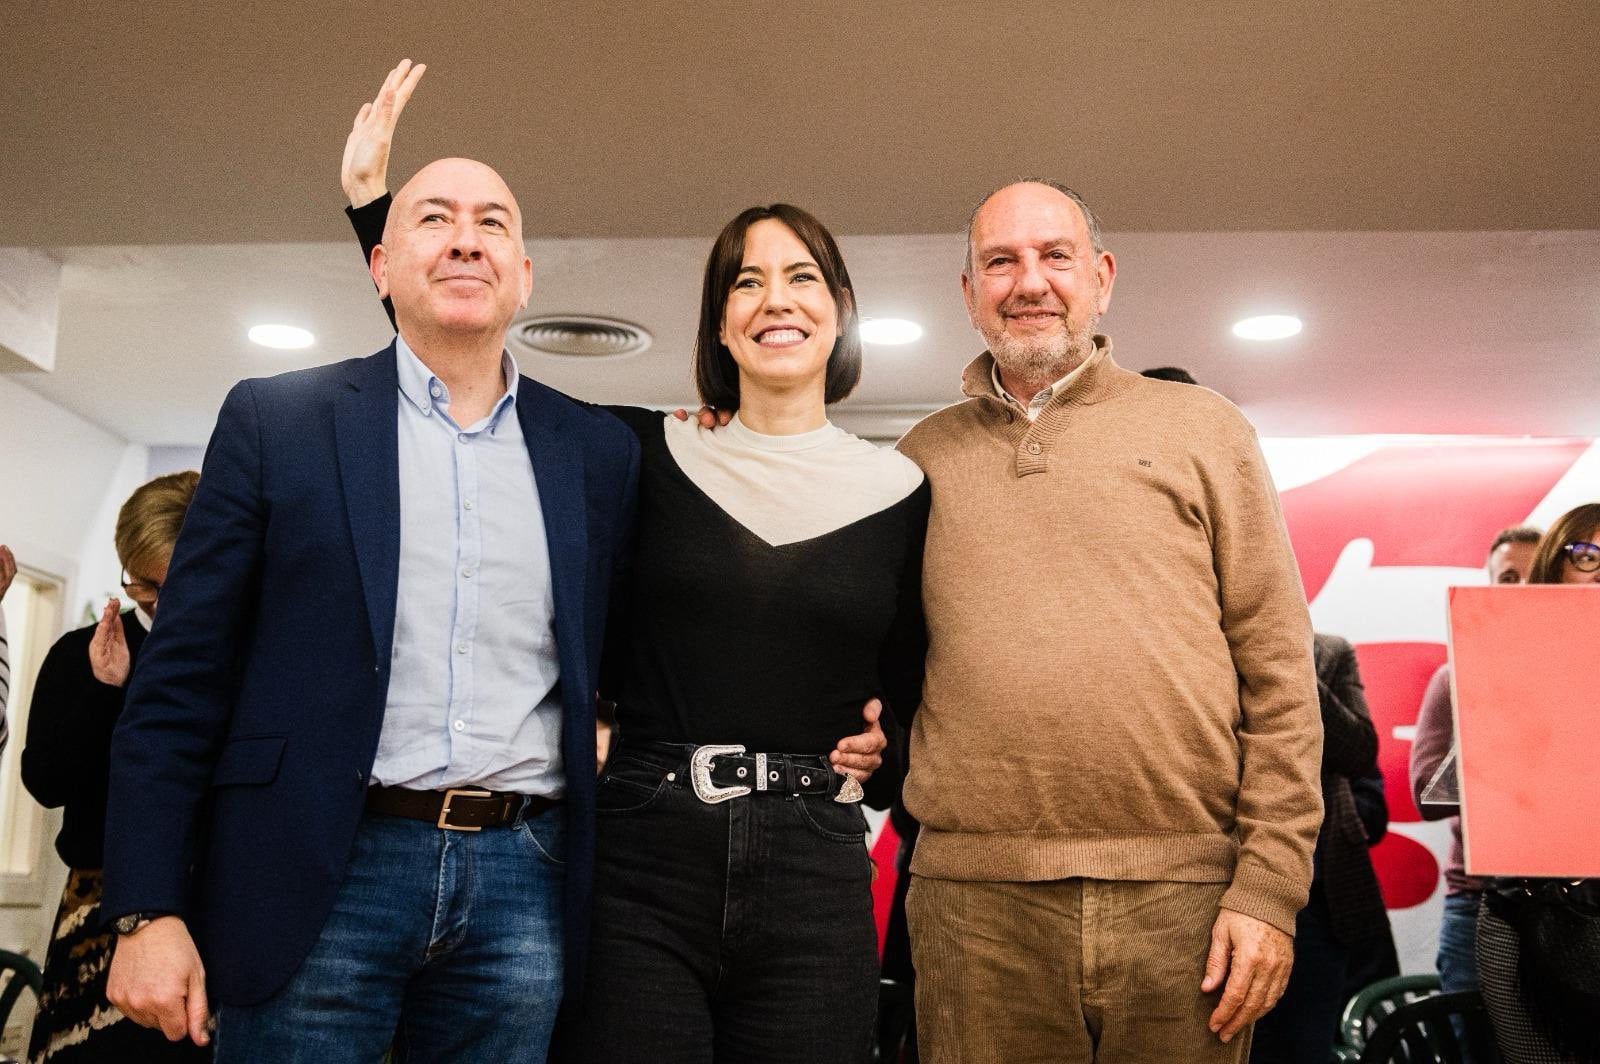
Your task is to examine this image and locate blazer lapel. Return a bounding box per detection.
[517,380,588,671]
[335,347,402,667]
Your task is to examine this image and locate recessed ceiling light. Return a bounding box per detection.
[860,318,923,345]
[248,324,315,350]
[1232,315,1302,341]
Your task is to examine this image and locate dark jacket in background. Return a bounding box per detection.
[1313,632,1393,950]
[23,613,148,869]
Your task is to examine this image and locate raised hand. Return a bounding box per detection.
[88,598,131,687]
[341,58,426,207]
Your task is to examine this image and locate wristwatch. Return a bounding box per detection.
[112,911,166,936]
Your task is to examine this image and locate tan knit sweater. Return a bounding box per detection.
[896,339,1323,935]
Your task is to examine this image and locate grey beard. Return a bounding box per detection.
[989,318,1098,386]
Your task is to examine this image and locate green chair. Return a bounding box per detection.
[1334,974,1441,1061]
[1355,990,1501,1063]
[0,948,43,1033]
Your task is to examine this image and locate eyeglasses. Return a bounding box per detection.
[1562,542,1600,573]
[120,568,163,607]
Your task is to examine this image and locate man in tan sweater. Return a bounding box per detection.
[897,180,1322,1063]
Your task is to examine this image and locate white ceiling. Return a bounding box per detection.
[3,2,1598,444]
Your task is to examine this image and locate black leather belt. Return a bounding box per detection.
[627,742,863,805]
[364,784,558,831]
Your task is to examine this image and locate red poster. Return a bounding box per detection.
[1450,585,1600,877]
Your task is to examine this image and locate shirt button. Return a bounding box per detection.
[461,567,475,578]
[457,433,468,443]
[1026,441,1042,455]
[457,643,469,654]
[430,384,442,398]
[463,500,474,510]
[453,720,466,732]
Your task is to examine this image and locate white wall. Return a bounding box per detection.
[0,375,150,625]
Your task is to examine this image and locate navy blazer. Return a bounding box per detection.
[102,344,639,1005]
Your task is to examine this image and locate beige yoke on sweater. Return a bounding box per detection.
[896,339,1323,936]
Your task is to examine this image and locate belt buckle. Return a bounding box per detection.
[689,744,751,804]
[437,788,492,831]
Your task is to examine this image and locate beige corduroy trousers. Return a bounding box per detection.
[907,876,1253,1064]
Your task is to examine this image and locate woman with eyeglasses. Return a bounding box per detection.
[1474,501,1600,1064]
[20,471,206,1064]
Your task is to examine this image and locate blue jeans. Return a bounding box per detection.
[215,806,565,1063]
[1438,891,1483,1064]
[1438,891,1482,993]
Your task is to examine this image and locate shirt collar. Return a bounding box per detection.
[990,342,1102,414]
[394,334,521,432]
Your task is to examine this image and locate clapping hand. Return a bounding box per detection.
[0,544,16,602]
[88,598,131,687]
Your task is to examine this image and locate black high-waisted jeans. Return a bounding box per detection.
[570,741,879,1063]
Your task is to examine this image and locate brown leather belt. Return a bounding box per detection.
[364,784,558,832]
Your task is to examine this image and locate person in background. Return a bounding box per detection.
[1252,632,1397,1063]
[1140,365,1198,385]
[20,472,205,1064]
[1410,525,1542,1006]
[0,544,15,754]
[1474,504,1600,1064]
[1340,765,1401,1000]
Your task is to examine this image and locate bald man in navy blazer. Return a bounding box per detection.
[103,156,639,1063]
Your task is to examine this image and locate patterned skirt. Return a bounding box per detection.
[27,869,210,1064]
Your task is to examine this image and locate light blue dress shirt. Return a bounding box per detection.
[371,336,564,796]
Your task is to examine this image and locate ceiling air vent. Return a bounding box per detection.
[511,314,653,359]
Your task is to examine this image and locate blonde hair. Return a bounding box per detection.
[115,471,199,577]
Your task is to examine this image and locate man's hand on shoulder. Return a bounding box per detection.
[668,405,732,429]
[107,915,211,1045]
[1201,907,1293,1043]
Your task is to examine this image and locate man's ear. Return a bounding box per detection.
[370,243,390,299]
[519,255,532,310]
[1095,250,1117,314]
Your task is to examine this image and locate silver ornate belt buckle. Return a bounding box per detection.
[690,744,751,804]
[833,772,864,804]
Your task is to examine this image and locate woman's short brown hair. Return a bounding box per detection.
[692,204,862,412]
[1527,502,1600,584]
[115,471,200,578]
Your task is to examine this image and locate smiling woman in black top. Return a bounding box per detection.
[340,65,927,1063]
